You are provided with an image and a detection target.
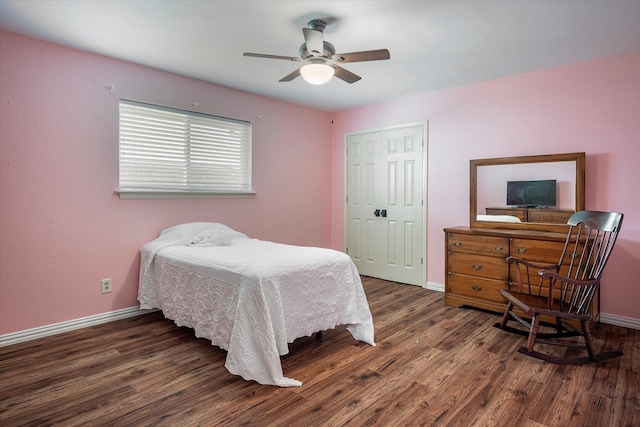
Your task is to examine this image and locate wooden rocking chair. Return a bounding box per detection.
[494,210,624,364]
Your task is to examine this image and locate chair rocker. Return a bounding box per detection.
[494,210,624,364]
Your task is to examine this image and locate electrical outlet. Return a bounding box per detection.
[101,278,112,294]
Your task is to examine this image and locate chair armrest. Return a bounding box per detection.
[507,257,560,294]
[539,270,598,312]
[539,270,597,287]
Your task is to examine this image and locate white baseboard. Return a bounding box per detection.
[0,306,156,348]
[425,281,445,292]
[599,313,640,330]
[2,297,637,348]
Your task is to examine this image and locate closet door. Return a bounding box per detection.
[346,124,424,286]
[346,131,382,278]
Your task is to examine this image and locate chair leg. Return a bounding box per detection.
[500,302,513,328]
[527,314,540,353]
[581,320,596,361]
[494,303,531,337]
[555,317,564,334]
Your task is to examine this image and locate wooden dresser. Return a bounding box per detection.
[443,226,599,324]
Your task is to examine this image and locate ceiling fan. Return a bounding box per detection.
[243,19,390,85]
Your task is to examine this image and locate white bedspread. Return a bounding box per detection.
[138,223,375,387]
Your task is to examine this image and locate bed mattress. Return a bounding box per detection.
[138,223,375,386]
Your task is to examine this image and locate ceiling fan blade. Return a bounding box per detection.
[244,52,303,62]
[279,68,301,82]
[330,64,361,84]
[302,28,324,56]
[333,49,390,63]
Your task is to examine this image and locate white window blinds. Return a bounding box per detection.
[119,100,252,194]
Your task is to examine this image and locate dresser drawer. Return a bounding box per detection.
[447,233,509,257]
[448,252,508,280]
[510,238,565,264]
[552,211,574,223]
[528,210,573,223]
[447,273,508,303]
[528,210,555,223]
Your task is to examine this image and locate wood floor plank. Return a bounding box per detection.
[568,391,613,427]
[473,375,545,427]
[529,367,591,427]
[340,379,432,426]
[620,327,640,372]
[610,368,640,427]
[1,277,637,426]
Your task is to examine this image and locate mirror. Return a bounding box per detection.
[470,152,585,232]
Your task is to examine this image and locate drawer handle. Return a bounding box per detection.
[516,247,527,254]
[453,242,462,247]
[493,245,503,252]
[472,263,483,270]
[472,285,483,292]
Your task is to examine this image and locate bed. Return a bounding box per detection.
[138,222,375,387]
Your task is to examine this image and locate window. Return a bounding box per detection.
[118,100,252,197]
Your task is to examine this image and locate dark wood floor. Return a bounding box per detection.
[1,277,638,426]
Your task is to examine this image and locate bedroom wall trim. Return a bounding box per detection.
[425,281,445,292]
[0,306,157,348]
[599,313,640,331]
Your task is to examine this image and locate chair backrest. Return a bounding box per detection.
[562,211,623,280]
[556,210,623,313]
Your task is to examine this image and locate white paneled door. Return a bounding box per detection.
[346,124,424,286]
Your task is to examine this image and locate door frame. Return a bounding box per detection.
[343,121,429,287]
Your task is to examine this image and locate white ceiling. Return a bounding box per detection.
[2,0,640,112]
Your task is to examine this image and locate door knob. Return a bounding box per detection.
[381,209,387,217]
[374,209,380,217]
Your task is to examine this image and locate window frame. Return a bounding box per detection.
[117,99,254,199]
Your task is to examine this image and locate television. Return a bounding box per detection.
[506,179,557,208]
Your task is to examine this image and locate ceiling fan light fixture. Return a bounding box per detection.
[300,64,334,85]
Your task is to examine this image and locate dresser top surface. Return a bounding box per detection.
[444,226,569,241]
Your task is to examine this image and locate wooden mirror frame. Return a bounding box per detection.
[470,152,585,232]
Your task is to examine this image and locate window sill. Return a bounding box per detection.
[116,190,257,199]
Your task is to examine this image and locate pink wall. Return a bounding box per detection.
[0,32,332,334]
[330,51,640,321]
[2,30,639,336]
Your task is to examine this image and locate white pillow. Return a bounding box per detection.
[477,214,521,223]
[156,222,247,246]
[160,222,232,236]
[190,228,247,247]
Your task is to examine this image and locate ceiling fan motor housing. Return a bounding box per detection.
[299,41,335,61]
[308,19,328,31]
